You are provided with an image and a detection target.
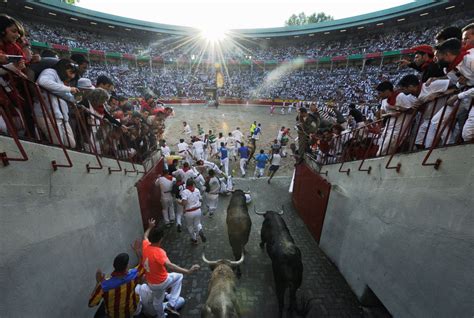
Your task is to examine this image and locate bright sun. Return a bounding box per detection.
[199,28,228,42]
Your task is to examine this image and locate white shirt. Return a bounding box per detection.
[232,129,243,143]
[216,137,226,148]
[277,130,284,142]
[208,176,221,194]
[193,140,205,153]
[177,142,189,154]
[457,51,474,86]
[183,124,192,135]
[271,153,282,166]
[181,188,202,210]
[156,176,175,196]
[161,145,171,157]
[226,136,235,147]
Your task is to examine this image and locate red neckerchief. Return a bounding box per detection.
[176,180,184,186]
[447,49,471,72]
[186,185,195,192]
[95,104,105,115]
[111,270,127,277]
[420,58,433,71]
[183,167,190,172]
[164,175,173,181]
[462,44,474,52]
[387,90,402,106]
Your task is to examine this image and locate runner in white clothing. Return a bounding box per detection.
[232,127,244,157]
[178,179,207,244]
[192,138,205,161]
[204,170,220,217]
[155,170,176,226]
[226,133,237,161]
[177,139,191,163]
[267,150,281,184]
[182,121,192,136]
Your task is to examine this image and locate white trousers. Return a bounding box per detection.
[206,193,219,213]
[462,106,474,142]
[148,273,184,318]
[220,157,229,176]
[174,199,183,226]
[425,106,454,148]
[184,209,202,240]
[161,194,175,224]
[36,116,76,148]
[136,284,185,317]
[194,149,204,160]
[240,158,248,176]
[377,114,412,155]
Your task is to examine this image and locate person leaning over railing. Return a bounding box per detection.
[33,58,78,148]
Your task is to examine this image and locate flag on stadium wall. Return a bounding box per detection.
[63,0,79,4]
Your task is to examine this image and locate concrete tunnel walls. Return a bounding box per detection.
[0,136,144,317]
[317,143,474,318]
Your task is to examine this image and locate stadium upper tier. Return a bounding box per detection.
[10,0,461,37]
[5,1,473,64]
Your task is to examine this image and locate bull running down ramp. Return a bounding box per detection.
[160,177,363,317]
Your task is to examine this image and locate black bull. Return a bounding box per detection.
[226,190,252,276]
[259,211,303,317]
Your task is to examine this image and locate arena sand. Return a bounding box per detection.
[162,104,297,176]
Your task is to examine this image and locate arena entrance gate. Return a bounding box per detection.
[292,162,331,243]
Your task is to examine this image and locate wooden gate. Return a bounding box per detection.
[292,162,331,243]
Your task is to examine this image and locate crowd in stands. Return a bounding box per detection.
[1,11,474,169]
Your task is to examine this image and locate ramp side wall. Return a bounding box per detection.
[0,136,144,317]
[319,144,474,318]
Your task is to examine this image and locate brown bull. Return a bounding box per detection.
[201,253,244,318]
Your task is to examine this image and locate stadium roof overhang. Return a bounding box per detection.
[22,0,453,38]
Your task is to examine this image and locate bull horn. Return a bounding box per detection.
[202,253,219,266]
[229,252,245,266]
[254,206,266,215]
[278,205,284,215]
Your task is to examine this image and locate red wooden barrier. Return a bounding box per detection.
[135,158,164,230]
[292,163,331,243]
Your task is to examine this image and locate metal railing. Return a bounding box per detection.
[313,92,472,174]
[0,67,152,173]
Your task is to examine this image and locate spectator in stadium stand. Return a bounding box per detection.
[142,219,196,317]
[34,58,78,148]
[399,45,444,83]
[435,26,463,44]
[96,74,114,93]
[88,240,164,317]
[141,94,155,112]
[376,77,418,155]
[0,14,26,71]
[28,49,59,81]
[437,38,474,142]
[69,53,89,87]
[296,107,319,163]
[348,103,364,128]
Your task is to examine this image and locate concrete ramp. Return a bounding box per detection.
[161,177,363,317]
[0,136,144,317]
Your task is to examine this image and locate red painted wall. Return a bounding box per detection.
[292,163,331,243]
[136,159,164,230]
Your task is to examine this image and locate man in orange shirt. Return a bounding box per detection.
[142,218,200,317]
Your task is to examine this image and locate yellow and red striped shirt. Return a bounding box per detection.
[88,264,145,318]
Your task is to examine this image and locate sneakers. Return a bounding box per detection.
[191,238,198,245]
[177,224,182,233]
[199,230,207,243]
[165,304,180,316]
[209,212,214,218]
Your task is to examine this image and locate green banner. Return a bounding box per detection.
[383,50,401,57]
[348,54,363,60]
[319,57,331,63]
[137,55,150,61]
[71,47,89,54]
[106,52,122,58]
[31,41,50,49]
